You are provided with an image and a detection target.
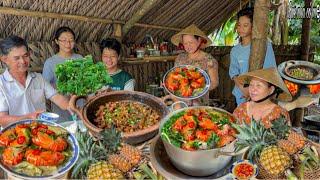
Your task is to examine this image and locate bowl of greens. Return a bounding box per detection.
[159,106,240,176]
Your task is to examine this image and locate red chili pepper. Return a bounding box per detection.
[31,128,38,135]
[188,122,195,128]
[38,124,48,129]
[46,130,55,135]
[17,136,26,144]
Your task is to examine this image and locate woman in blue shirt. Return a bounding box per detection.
[229,7,277,105]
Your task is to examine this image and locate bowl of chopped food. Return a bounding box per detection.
[0,119,79,179]
[230,160,258,180]
[163,65,211,100]
[278,60,320,85]
[70,90,169,144]
[159,106,245,176]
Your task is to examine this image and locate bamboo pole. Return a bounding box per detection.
[0,6,181,32]
[122,0,159,36]
[248,0,271,71]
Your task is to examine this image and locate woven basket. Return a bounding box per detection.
[292,141,320,179]
[255,159,287,179]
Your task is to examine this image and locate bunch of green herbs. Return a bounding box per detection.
[55,55,112,96]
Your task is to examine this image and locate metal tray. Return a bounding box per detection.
[149,135,240,180]
[304,115,320,127]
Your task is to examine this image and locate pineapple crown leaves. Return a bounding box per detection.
[232,120,277,161]
[71,130,108,179]
[270,115,290,140]
[98,125,122,154]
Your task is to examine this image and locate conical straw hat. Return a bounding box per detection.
[171,24,212,48]
[234,67,292,102]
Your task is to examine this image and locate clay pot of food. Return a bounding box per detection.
[70,90,169,144]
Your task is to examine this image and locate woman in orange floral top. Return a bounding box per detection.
[233,68,293,128]
[168,24,219,105]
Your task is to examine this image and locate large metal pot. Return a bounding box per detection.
[70,90,169,144]
[159,106,245,176]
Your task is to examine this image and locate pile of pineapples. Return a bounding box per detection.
[71,127,144,179]
[233,116,319,178]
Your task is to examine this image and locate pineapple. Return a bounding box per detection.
[287,131,305,150]
[259,145,291,176]
[271,116,306,151]
[277,139,298,155]
[71,127,122,179]
[232,119,277,161]
[108,154,133,172]
[120,143,142,166]
[87,161,124,180]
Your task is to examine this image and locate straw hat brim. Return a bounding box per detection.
[171,24,212,48]
[234,67,292,102]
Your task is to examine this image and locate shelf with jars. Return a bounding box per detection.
[122,55,177,64]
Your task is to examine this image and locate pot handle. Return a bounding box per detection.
[214,146,249,158]
[285,60,296,67]
[169,101,188,112]
[69,95,87,119]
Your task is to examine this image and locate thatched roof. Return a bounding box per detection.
[0,0,248,43]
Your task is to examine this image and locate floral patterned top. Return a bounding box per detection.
[174,52,218,105]
[233,102,290,128]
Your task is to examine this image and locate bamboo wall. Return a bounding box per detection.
[0,42,313,112]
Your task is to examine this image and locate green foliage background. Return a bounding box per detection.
[210,0,320,62]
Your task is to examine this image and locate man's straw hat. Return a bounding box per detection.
[171,24,212,48]
[235,67,292,102]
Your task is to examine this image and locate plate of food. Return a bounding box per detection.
[230,160,258,180]
[278,60,320,85]
[163,65,211,100]
[0,119,79,179]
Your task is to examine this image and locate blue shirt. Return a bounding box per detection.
[229,41,277,105]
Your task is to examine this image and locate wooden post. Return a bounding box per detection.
[294,0,313,127]
[248,0,271,71]
[300,0,312,61]
[122,0,159,36]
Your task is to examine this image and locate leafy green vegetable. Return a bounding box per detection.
[55,55,113,96]
[218,117,230,126]
[207,133,219,149]
[14,161,42,176]
[161,111,185,147]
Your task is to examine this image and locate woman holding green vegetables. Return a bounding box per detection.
[42,26,82,121]
[100,38,135,91]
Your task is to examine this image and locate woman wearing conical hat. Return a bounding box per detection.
[233,67,292,128]
[170,24,219,105]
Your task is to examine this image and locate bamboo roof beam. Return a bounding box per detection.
[0,6,181,32]
[122,0,159,36]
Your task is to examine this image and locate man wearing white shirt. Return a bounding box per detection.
[0,36,69,127]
